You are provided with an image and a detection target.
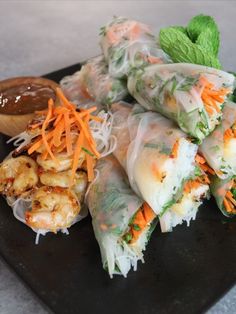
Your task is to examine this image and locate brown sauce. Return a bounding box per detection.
[0,83,56,115]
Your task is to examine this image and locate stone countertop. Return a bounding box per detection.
[0,1,236,313]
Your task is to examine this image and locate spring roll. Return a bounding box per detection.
[111,102,205,225]
[210,175,236,217]
[160,167,209,231]
[200,101,236,179]
[100,16,170,78]
[128,63,235,142]
[60,56,128,106]
[86,155,157,277]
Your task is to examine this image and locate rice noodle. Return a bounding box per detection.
[7,194,88,244]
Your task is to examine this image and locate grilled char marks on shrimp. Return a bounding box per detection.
[0,156,38,197]
[39,170,88,201]
[25,186,81,232]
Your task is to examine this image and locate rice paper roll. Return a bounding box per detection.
[86,155,157,277]
[200,101,236,179]
[100,17,170,78]
[60,56,128,107]
[160,170,209,231]
[111,102,201,220]
[128,63,235,142]
[210,175,236,217]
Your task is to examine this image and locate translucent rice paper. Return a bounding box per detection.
[128,63,235,142]
[111,102,198,216]
[86,155,153,278]
[60,56,128,107]
[7,192,88,244]
[210,176,235,217]
[200,101,236,179]
[160,182,209,232]
[100,16,170,78]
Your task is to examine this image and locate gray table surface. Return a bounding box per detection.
[0,1,236,313]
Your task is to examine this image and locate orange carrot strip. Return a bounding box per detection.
[63,112,73,156]
[30,122,42,130]
[41,99,57,162]
[151,162,163,181]
[195,154,206,164]
[56,88,75,110]
[224,128,234,141]
[28,131,54,155]
[70,132,84,186]
[223,198,233,213]
[143,203,156,222]
[171,141,179,159]
[89,115,104,122]
[52,119,64,147]
[86,153,95,182]
[226,191,236,207]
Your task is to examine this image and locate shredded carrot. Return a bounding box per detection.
[100,224,108,231]
[223,180,236,214]
[184,180,202,193]
[170,140,179,159]
[195,154,205,165]
[195,154,215,176]
[199,76,230,116]
[130,203,155,243]
[151,162,163,181]
[147,55,162,64]
[223,198,233,213]
[28,88,101,185]
[224,128,235,142]
[226,191,236,207]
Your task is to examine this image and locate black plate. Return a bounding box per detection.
[1,64,236,314]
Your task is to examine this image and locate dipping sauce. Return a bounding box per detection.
[0,83,56,115]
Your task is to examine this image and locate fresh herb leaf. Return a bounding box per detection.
[123,232,132,243]
[194,165,202,177]
[210,145,220,152]
[170,76,178,94]
[187,14,220,56]
[231,188,236,200]
[99,26,107,36]
[132,224,141,231]
[82,147,94,156]
[159,199,176,217]
[171,26,188,35]
[177,76,199,92]
[144,142,171,155]
[144,143,159,149]
[159,25,221,69]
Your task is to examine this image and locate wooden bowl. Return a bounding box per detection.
[0,77,59,137]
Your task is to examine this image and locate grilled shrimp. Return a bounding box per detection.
[39,170,88,201]
[37,151,85,172]
[0,156,38,197]
[25,186,81,231]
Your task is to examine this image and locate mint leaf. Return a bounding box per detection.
[187,14,220,56]
[132,224,141,231]
[194,166,202,177]
[123,233,132,243]
[171,26,188,35]
[231,188,236,200]
[196,28,217,56]
[159,27,221,69]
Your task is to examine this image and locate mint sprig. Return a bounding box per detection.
[160,27,221,69]
[187,14,220,56]
[159,14,221,69]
